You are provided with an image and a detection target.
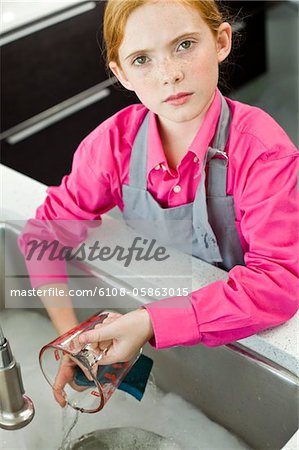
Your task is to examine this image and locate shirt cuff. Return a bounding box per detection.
[143,295,201,349]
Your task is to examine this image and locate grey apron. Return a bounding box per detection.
[122,93,244,271]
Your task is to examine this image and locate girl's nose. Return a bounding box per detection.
[159,59,184,85]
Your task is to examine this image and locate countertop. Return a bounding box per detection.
[1,163,298,379]
[283,431,299,450]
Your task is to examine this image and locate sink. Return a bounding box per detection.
[0,221,298,449]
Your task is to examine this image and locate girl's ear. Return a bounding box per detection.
[109,62,134,91]
[216,22,232,63]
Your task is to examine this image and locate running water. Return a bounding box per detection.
[60,407,80,450]
[147,372,158,402]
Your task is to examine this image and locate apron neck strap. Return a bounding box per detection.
[206,93,231,197]
[128,112,150,189]
[211,92,231,151]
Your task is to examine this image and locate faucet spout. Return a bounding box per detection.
[0,325,5,346]
[0,328,35,430]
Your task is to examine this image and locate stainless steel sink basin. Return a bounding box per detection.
[1,222,298,449]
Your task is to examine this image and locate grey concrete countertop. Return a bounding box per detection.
[283,431,299,450]
[1,164,298,380]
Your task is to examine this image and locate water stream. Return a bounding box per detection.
[60,407,80,450]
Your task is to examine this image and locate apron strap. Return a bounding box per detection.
[128,112,150,190]
[211,93,231,151]
[206,93,231,198]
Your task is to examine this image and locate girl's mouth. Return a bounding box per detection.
[164,92,193,106]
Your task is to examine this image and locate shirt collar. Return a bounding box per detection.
[147,88,222,174]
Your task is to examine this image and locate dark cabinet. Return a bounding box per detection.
[1,1,139,185]
[1,88,138,186]
[1,1,107,131]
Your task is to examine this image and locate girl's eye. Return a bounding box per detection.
[178,40,193,51]
[132,56,148,66]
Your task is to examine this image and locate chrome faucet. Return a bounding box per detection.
[0,323,35,430]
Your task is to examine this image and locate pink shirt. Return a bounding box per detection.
[19,89,299,348]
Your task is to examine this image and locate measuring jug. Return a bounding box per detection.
[39,312,139,413]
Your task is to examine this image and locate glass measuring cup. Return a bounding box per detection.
[39,312,139,413]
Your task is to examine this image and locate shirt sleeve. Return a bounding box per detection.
[18,139,117,288]
[144,149,299,348]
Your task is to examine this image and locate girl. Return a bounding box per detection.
[19,0,298,405]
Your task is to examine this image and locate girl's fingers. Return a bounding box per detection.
[92,327,112,350]
[53,363,72,407]
[96,339,138,366]
[79,313,122,346]
[102,312,122,323]
[69,379,90,392]
[53,387,67,407]
[95,347,120,366]
[79,323,115,345]
[70,355,94,381]
[53,355,94,407]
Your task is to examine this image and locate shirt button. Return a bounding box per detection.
[173,185,181,193]
[193,156,199,163]
[155,164,161,170]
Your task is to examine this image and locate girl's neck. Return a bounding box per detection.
[157,97,213,169]
[158,114,203,146]
[157,119,199,170]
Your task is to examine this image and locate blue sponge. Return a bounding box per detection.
[74,354,153,401]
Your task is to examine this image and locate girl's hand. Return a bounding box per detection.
[53,353,90,407]
[78,309,154,364]
[52,312,123,407]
